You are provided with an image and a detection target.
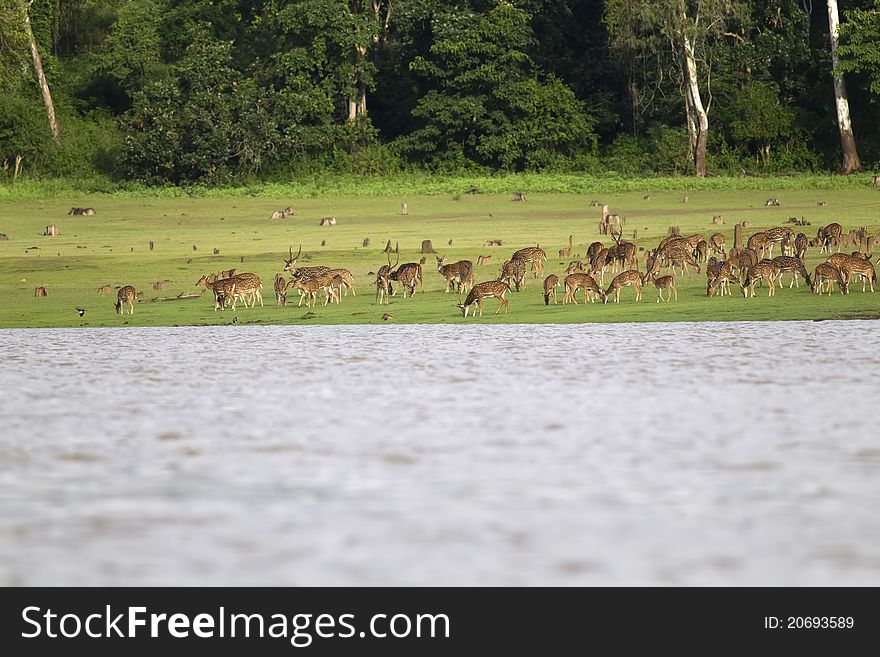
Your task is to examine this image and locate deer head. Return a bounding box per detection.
[284,244,302,274]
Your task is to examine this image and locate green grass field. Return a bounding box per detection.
[1,184,878,328]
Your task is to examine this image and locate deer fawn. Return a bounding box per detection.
[274,274,288,306]
[649,273,677,302]
[115,286,136,315]
[458,281,511,317]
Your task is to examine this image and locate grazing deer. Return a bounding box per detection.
[274,274,288,306]
[457,281,510,317]
[817,223,843,254]
[436,256,474,293]
[210,277,237,311]
[812,263,845,296]
[511,246,547,279]
[558,235,573,259]
[543,274,560,305]
[499,258,526,292]
[392,262,422,298]
[115,286,136,315]
[740,262,779,297]
[650,273,677,302]
[838,255,877,293]
[771,256,811,289]
[709,233,726,257]
[563,273,605,305]
[97,285,112,295]
[604,270,643,303]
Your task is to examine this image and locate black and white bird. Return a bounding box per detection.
[75,306,86,317]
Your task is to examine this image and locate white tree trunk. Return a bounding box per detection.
[682,33,708,177]
[826,0,861,173]
[23,2,60,143]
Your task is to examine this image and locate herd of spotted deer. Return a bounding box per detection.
[109,220,877,318]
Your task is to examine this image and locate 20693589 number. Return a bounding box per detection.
[765,617,855,629]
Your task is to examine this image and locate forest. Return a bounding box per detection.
[1,0,879,187]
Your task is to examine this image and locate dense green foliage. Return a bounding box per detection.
[0,0,878,185]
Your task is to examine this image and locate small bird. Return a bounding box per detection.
[232,316,239,324]
[382,314,394,321]
[75,307,86,317]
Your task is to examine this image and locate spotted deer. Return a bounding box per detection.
[499,258,526,291]
[543,274,560,305]
[326,268,356,297]
[563,273,605,304]
[662,246,701,276]
[274,274,288,306]
[817,223,843,254]
[794,232,808,260]
[586,241,604,262]
[648,273,677,302]
[764,227,794,259]
[747,231,770,258]
[436,256,474,293]
[709,233,726,257]
[511,246,547,279]
[706,261,740,297]
[838,255,876,293]
[589,248,612,285]
[770,256,811,289]
[740,261,779,297]
[229,273,264,308]
[609,239,637,272]
[566,261,585,275]
[210,277,238,311]
[605,270,643,303]
[290,272,341,308]
[695,240,708,263]
[392,262,422,298]
[457,281,511,317]
[376,252,399,304]
[811,263,845,296]
[284,244,331,280]
[115,286,136,315]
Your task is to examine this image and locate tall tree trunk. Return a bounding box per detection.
[826,0,861,174]
[23,2,60,143]
[682,34,708,177]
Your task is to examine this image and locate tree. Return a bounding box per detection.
[605,0,746,177]
[838,1,880,98]
[826,0,862,173]
[398,2,596,171]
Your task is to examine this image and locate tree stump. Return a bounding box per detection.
[97,285,112,294]
[400,203,408,215]
[152,282,162,290]
[362,238,370,247]
[419,256,426,265]
[420,239,435,254]
[667,226,680,237]
[321,240,326,247]
[34,287,47,297]
[0,233,8,240]
[44,225,59,237]
[240,256,245,263]
[213,248,220,255]
[192,245,198,251]
[149,241,155,251]
[734,223,744,250]
[477,255,492,265]
[448,239,453,246]
[712,215,725,225]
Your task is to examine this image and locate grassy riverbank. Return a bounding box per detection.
[1,182,878,328]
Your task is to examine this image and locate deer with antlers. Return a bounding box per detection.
[284,244,330,280]
[376,252,399,304]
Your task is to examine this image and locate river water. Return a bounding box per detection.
[0,321,878,585]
